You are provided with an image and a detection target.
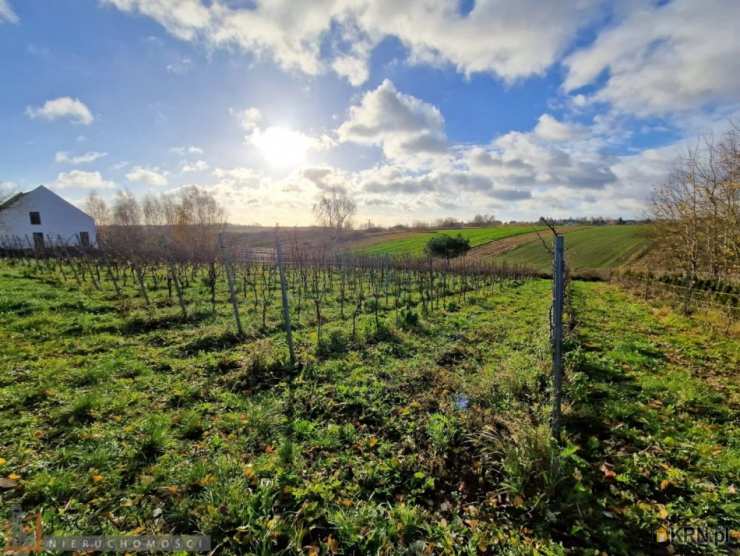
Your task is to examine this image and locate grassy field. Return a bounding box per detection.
[353,225,544,256]
[495,225,653,273]
[0,263,737,554]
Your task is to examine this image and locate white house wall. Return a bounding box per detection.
[0,187,97,246]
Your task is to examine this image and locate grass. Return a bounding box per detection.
[0,262,737,554]
[496,224,653,273]
[353,225,544,256]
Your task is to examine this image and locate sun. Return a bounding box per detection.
[251,126,312,168]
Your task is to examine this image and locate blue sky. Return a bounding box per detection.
[1,0,738,224]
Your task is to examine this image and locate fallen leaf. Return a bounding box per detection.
[324,535,338,554]
[0,458,6,465]
[657,505,668,519]
[7,473,21,481]
[243,466,256,479]
[660,479,670,490]
[512,495,525,508]
[368,436,378,448]
[600,464,616,480]
[0,478,17,489]
[91,474,104,483]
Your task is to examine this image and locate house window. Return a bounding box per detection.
[29,211,41,225]
[33,233,45,250]
[79,232,90,247]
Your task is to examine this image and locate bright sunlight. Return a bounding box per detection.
[250,126,313,168]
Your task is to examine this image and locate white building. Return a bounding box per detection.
[0,185,97,249]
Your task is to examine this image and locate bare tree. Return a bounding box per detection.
[84,191,111,225]
[313,187,357,237]
[651,124,740,287]
[112,189,142,226]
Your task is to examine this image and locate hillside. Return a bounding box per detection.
[494,224,654,273]
[352,225,544,256]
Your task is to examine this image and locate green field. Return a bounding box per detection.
[354,225,544,256]
[0,261,737,554]
[496,224,653,273]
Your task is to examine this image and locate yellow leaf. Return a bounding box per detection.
[657,505,668,519]
[243,466,256,479]
[656,526,669,543]
[325,535,339,554]
[198,475,215,487]
[338,498,353,507]
[306,546,319,556]
[163,485,179,495]
[660,479,670,490]
[0,458,6,465]
[91,474,104,483]
[8,473,21,481]
[512,495,524,508]
[368,436,378,448]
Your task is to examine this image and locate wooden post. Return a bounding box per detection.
[551,235,565,440]
[275,229,296,369]
[219,232,244,337]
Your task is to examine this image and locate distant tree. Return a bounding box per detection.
[112,190,141,226]
[84,191,111,225]
[471,213,498,226]
[313,187,357,236]
[435,217,462,228]
[424,234,471,260]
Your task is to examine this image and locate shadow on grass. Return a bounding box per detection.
[179,330,243,356]
[122,311,211,335]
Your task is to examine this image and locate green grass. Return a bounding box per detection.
[496,224,653,273]
[0,262,736,554]
[354,225,544,256]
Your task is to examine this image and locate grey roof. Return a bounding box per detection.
[0,192,25,212]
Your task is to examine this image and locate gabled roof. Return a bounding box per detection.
[0,192,25,212]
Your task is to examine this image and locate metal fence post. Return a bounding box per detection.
[275,230,296,369]
[219,232,244,337]
[551,234,565,440]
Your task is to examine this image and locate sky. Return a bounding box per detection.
[1,0,739,225]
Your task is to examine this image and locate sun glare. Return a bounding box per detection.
[251,126,312,168]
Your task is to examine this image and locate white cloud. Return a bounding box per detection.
[181,159,209,173]
[231,107,262,132]
[170,145,204,156]
[337,79,447,161]
[564,0,740,116]
[55,151,108,165]
[53,170,115,189]
[534,114,583,141]
[166,57,192,74]
[0,0,17,23]
[126,166,168,186]
[103,0,602,86]
[26,97,94,125]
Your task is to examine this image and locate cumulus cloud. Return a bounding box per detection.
[103,0,602,86]
[126,166,168,186]
[181,159,209,173]
[55,151,108,165]
[0,0,18,23]
[53,170,115,189]
[338,79,447,160]
[564,0,740,116]
[231,107,262,132]
[26,97,94,125]
[534,114,583,141]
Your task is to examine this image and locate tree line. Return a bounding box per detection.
[651,124,739,281]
